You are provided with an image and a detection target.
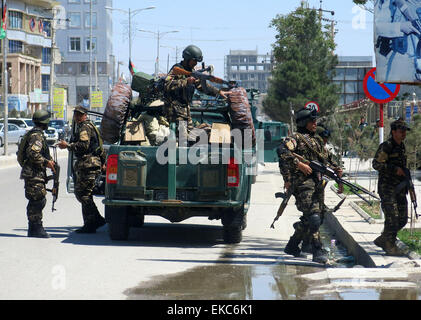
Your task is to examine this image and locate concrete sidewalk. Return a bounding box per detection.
[0,148,68,169]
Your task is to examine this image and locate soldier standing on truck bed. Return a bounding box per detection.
[57,106,106,233]
[163,44,229,137]
[19,110,56,238]
[277,107,342,264]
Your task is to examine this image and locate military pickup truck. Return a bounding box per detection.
[101,99,256,244]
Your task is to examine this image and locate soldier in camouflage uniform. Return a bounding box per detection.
[163,45,228,137]
[58,106,106,233]
[20,110,56,238]
[277,108,342,264]
[372,119,410,256]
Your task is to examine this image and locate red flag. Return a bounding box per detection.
[128,59,137,76]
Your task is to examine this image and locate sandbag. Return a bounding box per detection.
[227,87,256,145]
[101,82,132,143]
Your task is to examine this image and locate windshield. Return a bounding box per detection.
[49,120,65,127]
[23,119,34,127]
[0,124,3,131]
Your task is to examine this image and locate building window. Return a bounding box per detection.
[68,12,81,28]
[42,75,50,92]
[43,20,51,37]
[85,37,97,52]
[8,11,23,29]
[69,37,81,52]
[42,47,51,64]
[9,40,23,53]
[80,63,89,74]
[84,12,97,28]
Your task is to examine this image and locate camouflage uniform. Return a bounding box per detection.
[20,127,51,224]
[278,128,338,261]
[68,118,106,229]
[372,135,408,251]
[163,63,220,134]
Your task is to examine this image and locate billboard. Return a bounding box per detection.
[374,0,421,84]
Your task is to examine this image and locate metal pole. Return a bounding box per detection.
[89,0,93,110]
[156,31,160,76]
[49,10,56,118]
[95,57,98,91]
[379,103,384,219]
[3,24,8,155]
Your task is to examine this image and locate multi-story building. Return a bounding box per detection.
[225,50,273,93]
[0,0,55,115]
[55,0,114,111]
[333,56,373,106]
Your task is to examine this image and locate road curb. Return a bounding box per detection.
[0,149,68,169]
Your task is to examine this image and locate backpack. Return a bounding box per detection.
[16,130,31,167]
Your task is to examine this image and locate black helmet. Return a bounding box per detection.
[391,119,411,131]
[182,45,203,62]
[32,109,50,125]
[295,108,318,128]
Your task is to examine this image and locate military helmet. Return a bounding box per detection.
[391,119,411,131]
[295,107,318,128]
[182,45,203,62]
[32,109,50,125]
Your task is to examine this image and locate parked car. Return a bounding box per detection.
[49,119,69,140]
[0,123,27,147]
[0,118,34,132]
[44,127,59,145]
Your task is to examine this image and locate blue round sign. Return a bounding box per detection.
[363,68,400,104]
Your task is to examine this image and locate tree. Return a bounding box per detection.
[353,0,374,13]
[263,5,339,123]
[406,114,421,170]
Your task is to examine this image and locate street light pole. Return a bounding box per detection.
[2,18,7,155]
[89,0,93,110]
[105,6,155,78]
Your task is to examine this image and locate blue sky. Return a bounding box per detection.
[109,0,374,78]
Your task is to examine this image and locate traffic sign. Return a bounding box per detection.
[305,101,320,112]
[363,68,400,104]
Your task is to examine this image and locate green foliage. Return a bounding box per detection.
[263,6,339,123]
[405,114,421,170]
[397,229,421,256]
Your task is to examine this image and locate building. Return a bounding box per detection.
[225,50,273,93]
[55,0,115,112]
[333,56,373,106]
[0,0,56,115]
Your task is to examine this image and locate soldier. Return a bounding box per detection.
[57,106,106,233]
[277,108,342,263]
[163,44,229,137]
[372,119,410,256]
[19,110,56,238]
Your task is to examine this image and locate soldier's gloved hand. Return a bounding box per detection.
[297,162,312,176]
[335,167,343,178]
[396,167,406,177]
[47,160,56,174]
[219,90,230,100]
[284,181,291,191]
[57,140,68,150]
[400,21,420,35]
[187,76,196,85]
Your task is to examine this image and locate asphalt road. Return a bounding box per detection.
[0,159,303,299]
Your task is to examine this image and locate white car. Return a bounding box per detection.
[44,127,59,145]
[0,118,34,132]
[0,123,27,146]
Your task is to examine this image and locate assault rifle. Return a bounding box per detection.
[395,168,418,218]
[171,66,237,91]
[293,152,380,205]
[46,146,60,212]
[270,182,346,229]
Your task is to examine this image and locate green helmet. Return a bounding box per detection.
[182,45,203,62]
[32,110,50,125]
[295,108,318,128]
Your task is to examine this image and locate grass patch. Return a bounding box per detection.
[356,200,381,219]
[334,183,365,195]
[397,229,421,256]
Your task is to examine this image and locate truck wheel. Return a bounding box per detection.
[128,206,145,228]
[106,205,130,240]
[223,226,242,244]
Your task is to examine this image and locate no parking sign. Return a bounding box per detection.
[363,68,400,104]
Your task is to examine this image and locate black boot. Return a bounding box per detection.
[75,223,97,234]
[95,215,106,229]
[284,234,305,258]
[28,221,50,238]
[312,239,328,264]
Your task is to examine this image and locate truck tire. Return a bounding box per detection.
[106,205,130,240]
[223,226,242,244]
[222,207,245,244]
[128,206,145,228]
